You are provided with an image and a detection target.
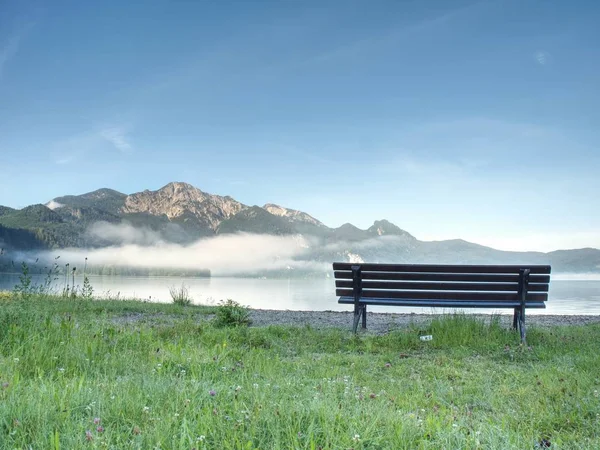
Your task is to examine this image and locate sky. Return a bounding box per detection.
[0,0,599,252]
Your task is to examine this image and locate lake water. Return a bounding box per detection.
[1,273,599,315]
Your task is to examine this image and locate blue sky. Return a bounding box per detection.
[1,0,599,252]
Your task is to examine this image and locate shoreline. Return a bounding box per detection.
[246,309,600,334]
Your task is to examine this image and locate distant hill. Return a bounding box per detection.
[0,181,598,274]
[51,188,127,215]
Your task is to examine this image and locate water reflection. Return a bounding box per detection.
[0,274,598,315]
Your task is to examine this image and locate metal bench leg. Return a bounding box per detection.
[362,305,367,329]
[352,306,362,333]
[519,307,527,345]
[517,269,529,345]
[512,308,519,330]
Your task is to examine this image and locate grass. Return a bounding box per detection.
[169,283,193,307]
[0,293,599,449]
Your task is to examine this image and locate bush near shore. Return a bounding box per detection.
[0,293,599,449]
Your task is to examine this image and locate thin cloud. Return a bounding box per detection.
[534,50,551,65]
[53,125,134,164]
[0,22,34,80]
[100,127,133,153]
[300,0,490,67]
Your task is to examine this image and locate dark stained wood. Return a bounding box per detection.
[338,296,547,308]
[335,280,549,292]
[333,262,551,274]
[335,288,548,302]
[333,271,550,284]
[333,262,551,340]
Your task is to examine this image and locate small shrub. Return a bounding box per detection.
[169,284,192,306]
[81,275,94,299]
[213,299,251,327]
[13,262,33,299]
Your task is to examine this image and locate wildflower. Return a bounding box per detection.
[385,362,392,368]
[13,358,19,363]
[235,386,242,392]
[209,390,216,396]
[253,383,259,389]
[58,367,65,373]
[369,393,376,399]
[132,426,141,435]
[93,417,101,425]
[352,434,360,442]
[96,426,104,433]
[196,435,205,442]
[143,406,150,413]
[1,382,8,389]
[85,430,93,441]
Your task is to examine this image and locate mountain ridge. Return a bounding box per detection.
[0,182,598,274]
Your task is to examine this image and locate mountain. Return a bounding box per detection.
[367,220,416,239]
[50,188,127,215]
[0,223,45,250]
[0,206,16,217]
[216,206,298,235]
[0,181,598,274]
[263,204,325,227]
[122,182,246,236]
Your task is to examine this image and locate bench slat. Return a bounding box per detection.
[333,271,551,284]
[333,263,551,274]
[336,288,548,302]
[335,280,549,292]
[338,296,547,309]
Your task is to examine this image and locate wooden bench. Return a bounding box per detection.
[333,263,551,343]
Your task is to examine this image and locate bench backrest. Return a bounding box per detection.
[333,263,551,306]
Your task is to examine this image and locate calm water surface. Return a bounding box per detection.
[1,274,599,315]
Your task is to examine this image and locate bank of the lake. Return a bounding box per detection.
[1,295,599,448]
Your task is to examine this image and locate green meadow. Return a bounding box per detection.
[1,294,599,449]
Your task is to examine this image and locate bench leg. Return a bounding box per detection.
[352,307,362,333]
[512,308,519,330]
[362,305,367,329]
[518,308,527,345]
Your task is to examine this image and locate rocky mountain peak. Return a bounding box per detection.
[368,219,416,239]
[122,182,247,230]
[263,203,325,227]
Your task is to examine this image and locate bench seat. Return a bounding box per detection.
[338,297,547,309]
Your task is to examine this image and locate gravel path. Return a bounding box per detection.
[248,309,600,334]
[111,308,600,334]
